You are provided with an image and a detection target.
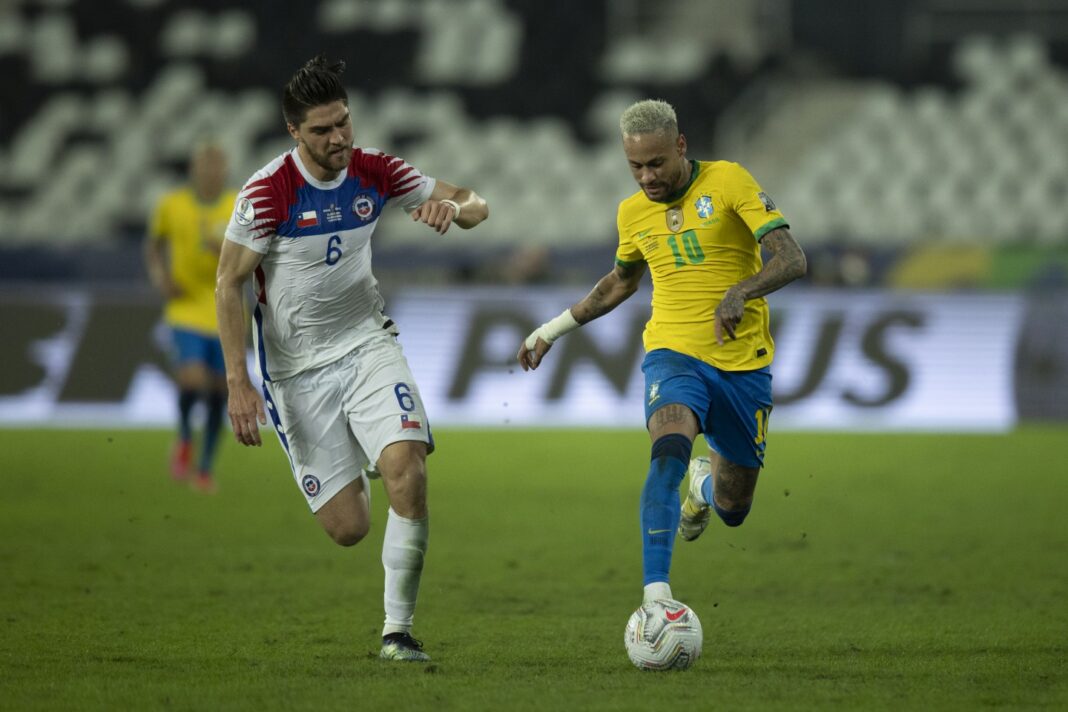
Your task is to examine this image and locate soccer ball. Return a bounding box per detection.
[623,599,703,670]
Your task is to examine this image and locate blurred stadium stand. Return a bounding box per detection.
[0,0,1066,287]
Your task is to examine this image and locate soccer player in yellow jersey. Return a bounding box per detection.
[144,141,237,492]
[518,99,806,605]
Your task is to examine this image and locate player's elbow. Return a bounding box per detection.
[458,195,489,228]
[794,248,808,281]
[781,245,807,284]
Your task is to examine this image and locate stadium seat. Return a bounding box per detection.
[0,0,1065,287]
[29,13,80,83]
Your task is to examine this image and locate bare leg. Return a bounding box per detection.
[378,441,428,518]
[708,450,759,512]
[313,477,371,546]
[175,362,211,393]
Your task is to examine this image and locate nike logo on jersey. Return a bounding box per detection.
[647,528,671,536]
[637,228,653,238]
[665,607,687,622]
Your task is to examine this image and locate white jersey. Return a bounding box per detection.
[224,147,435,381]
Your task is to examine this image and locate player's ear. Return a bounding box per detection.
[676,133,687,157]
[286,121,301,142]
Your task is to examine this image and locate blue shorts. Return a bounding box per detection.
[642,348,773,468]
[171,327,226,375]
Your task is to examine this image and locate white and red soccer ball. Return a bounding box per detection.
[623,599,703,670]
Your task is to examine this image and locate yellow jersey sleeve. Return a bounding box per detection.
[722,162,788,242]
[615,203,645,267]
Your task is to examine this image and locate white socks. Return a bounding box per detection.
[381,507,429,636]
[643,581,673,603]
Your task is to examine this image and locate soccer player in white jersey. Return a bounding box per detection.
[215,55,488,662]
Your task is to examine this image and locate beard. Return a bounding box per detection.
[642,182,669,200]
[309,144,352,174]
[641,163,687,202]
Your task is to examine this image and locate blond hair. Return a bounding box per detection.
[619,99,678,136]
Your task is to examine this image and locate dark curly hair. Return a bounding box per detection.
[282,54,348,126]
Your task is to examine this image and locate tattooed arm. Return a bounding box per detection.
[714,227,806,345]
[572,260,647,324]
[518,260,646,371]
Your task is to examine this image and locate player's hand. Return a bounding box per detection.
[151,275,184,300]
[517,337,553,371]
[227,380,267,447]
[411,199,457,235]
[164,280,186,299]
[714,288,745,345]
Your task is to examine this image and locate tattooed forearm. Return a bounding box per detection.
[572,261,645,324]
[582,279,620,322]
[732,228,807,301]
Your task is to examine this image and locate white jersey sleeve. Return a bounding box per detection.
[224,154,289,254]
[361,147,436,212]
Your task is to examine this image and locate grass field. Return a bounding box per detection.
[1,427,1066,711]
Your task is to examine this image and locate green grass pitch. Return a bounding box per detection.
[1,427,1066,710]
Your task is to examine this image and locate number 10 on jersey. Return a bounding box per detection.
[667,230,705,267]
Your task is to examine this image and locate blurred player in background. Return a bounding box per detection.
[518,99,806,606]
[144,141,236,493]
[216,55,488,662]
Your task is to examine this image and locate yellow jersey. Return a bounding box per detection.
[615,160,788,371]
[149,187,237,334]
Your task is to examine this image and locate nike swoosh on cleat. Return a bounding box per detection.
[647,528,671,535]
[665,608,687,621]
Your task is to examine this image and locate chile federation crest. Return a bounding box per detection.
[352,194,378,222]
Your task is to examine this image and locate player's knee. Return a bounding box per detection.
[645,433,691,491]
[380,457,428,517]
[328,520,370,547]
[649,433,691,467]
[713,499,751,528]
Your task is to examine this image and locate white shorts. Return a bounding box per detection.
[262,336,433,512]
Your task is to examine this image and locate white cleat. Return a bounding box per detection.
[678,457,713,542]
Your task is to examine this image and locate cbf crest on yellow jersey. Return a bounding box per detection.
[149,187,238,334]
[615,160,788,371]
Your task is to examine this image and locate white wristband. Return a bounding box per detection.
[439,199,461,221]
[524,308,580,349]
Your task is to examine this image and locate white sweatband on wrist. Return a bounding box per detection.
[439,199,461,221]
[524,308,580,349]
